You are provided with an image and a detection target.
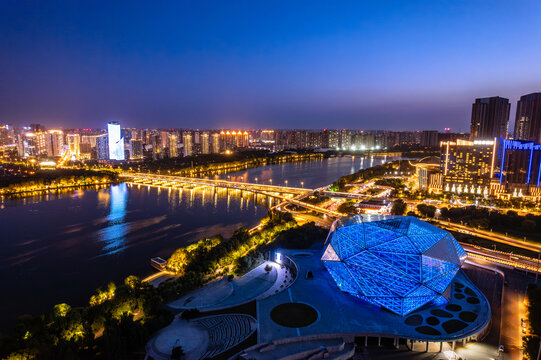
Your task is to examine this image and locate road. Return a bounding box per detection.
[429,218,541,253]
[464,258,530,360]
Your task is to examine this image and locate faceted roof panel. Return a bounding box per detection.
[371,237,420,254]
[322,215,466,316]
[321,244,340,261]
[424,235,460,265]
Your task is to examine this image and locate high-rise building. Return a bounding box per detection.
[421,131,439,147]
[201,133,210,154]
[183,133,192,156]
[211,133,220,153]
[497,139,541,197]
[340,130,352,150]
[36,130,65,157]
[417,166,442,193]
[324,129,340,149]
[470,96,510,140]
[514,92,541,143]
[169,133,178,157]
[96,134,109,160]
[129,139,143,159]
[107,122,125,160]
[16,132,38,158]
[66,133,80,158]
[242,131,249,147]
[440,139,497,194]
[0,125,11,146]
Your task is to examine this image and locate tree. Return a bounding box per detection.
[417,204,436,218]
[391,199,407,215]
[53,303,72,318]
[171,345,185,360]
[124,275,142,290]
[522,219,537,232]
[337,201,358,214]
[167,248,190,273]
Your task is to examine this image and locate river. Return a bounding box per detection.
[0,155,397,330]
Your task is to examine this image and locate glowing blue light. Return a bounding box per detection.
[98,183,128,255]
[322,216,465,316]
[528,145,534,184]
[499,139,506,185]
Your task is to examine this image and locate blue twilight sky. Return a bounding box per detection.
[1,1,540,131]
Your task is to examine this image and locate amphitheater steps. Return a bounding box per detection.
[193,314,256,360]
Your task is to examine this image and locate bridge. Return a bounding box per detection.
[121,173,351,217]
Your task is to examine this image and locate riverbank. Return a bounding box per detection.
[0,211,317,359]
[121,150,325,177]
[0,168,118,197]
[0,156,396,357]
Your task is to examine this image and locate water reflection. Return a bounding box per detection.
[97,183,128,255]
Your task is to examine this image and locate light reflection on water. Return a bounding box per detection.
[98,183,129,255]
[0,156,400,330]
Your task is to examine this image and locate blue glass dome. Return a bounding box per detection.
[322,215,467,315]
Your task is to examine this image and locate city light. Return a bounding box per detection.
[107,122,125,160]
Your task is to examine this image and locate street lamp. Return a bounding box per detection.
[285,180,288,186]
[301,181,304,188]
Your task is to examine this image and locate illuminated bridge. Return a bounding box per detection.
[121,173,357,217]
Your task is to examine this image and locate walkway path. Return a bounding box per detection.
[168,261,290,311]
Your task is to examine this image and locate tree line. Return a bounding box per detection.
[416,204,540,241]
[523,284,541,360]
[330,160,414,192]
[121,150,324,175]
[0,169,118,196]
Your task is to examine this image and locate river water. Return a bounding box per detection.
[0,155,397,329]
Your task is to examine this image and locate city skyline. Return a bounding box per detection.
[1,1,541,130]
[2,3,541,360]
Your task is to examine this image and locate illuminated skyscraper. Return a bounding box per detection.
[169,133,178,157]
[36,130,64,157]
[211,133,220,153]
[514,92,541,143]
[96,134,109,160]
[66,133,80,158]
[183,133,192,156]
[440,139,497,194]
[470,96,510,140]
[340,129,352,150]
[324,129,340,149]
[497,139,541,198]
[107,122,125,160]
[201,133,210,154]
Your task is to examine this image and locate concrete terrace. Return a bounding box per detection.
[168,261,292,311]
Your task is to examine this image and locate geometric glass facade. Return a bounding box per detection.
[322,215,467,316]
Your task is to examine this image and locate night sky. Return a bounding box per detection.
[1,1,540,130]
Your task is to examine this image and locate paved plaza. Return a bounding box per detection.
[257,249,491,344]
[168,261,291,311]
